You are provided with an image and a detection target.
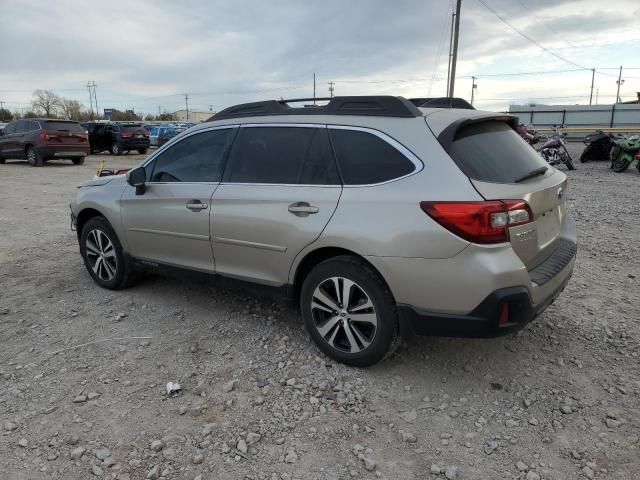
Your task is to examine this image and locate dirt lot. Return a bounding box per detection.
[0,145,638,480]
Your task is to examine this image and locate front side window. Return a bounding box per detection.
[149,128,235,183]
[3,122,17,134]
[329,128,416,185]
[224,126,340,185]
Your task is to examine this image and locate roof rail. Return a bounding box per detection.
[409,97,475,110]
[209,96,423,121]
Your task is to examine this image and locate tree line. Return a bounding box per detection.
[0,90,177,122]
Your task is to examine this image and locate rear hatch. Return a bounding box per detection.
[41,120,88,145]
[426,111,567,270]
[119,125,148,140]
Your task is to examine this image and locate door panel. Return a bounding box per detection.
[120,183,217,271]
[211,184,341,285]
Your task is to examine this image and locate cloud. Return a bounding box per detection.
[0,0,639,114]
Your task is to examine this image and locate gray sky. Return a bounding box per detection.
[1,0,639,115]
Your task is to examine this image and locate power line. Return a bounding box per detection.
[475,0,589,71]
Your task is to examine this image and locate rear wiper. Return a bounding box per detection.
[515,166,548,183]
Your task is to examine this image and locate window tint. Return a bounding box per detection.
[29,121,40,131]
[329,129,416,185]
[16,121,29,133]
[42,121,84,132]
[225,127,340,185]
[3,122,17,134]
[150,128,234,183]
[447,121,549,183]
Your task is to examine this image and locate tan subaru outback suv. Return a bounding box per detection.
[70,96,577,366]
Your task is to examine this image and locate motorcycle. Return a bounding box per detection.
[517,122,540,146]
[610,134,640,173]
[538,125,575,170]
[580,130,620,162]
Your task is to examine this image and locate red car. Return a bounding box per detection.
[0,118,89,166]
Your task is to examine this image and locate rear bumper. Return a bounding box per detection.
[398,258,573,337]
[120,139,150,149]
[38,145,89,159]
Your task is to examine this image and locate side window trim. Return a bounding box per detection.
[327,125,424,187]
[220,123,342,187]
[145,125,238,184]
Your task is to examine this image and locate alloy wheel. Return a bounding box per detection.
[85,229,117,281]
[27,148,37,165]
[310,277,378,353]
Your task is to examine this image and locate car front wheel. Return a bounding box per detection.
[300,256,399,367]
[110,142,122,155]
[79,216,131,289]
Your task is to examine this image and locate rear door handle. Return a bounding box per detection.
[288,202,319,217]
[186,199,208,212]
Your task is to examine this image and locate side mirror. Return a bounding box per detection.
[127,166,147,195]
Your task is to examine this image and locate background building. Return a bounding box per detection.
[172,109,211,122]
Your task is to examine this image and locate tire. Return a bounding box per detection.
[138,148,148,155]
[612,153,631,173]
[580,146,592,163]
[110,142,122,155]
[0,158,5,164]
[79,216,132,290]
[26,146,43,167]
[72,157,85,165]
[300,255,399,367]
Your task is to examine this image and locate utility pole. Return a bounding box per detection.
[615,66,624,103]
[328,81,335,98]
[313,73,316,104]
[446,10,455,97]
[596,87,599,105]
[86,81,95,119]
[90,81,98,118]
[470,76,477,106]
[589,68,595,105]
[448,0,462,107]
[208,104,214,112]
[185,93,189,121]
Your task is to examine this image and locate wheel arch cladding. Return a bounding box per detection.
[76,208,105,240]
[291,247,394,302]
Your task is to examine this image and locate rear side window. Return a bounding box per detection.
[150,128,235,183]
[329,129,416,185]
[16,121,29,133]
[224,126,340,185]
[42,121,84,132]
[447,121,549,183]
[29,121,40,131]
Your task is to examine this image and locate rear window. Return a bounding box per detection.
[121,125,143,132]
[42,121,84,132]
[447,121,549,183]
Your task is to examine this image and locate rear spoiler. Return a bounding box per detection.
[437,114,519,151]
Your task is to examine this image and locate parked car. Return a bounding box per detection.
[0,118,89,166]
[70,96,577,366]
[83,122,149,155]
[0,122,8,133]
[149,125,179,147]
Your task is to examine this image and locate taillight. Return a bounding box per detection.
[420,200,533,244]
[143,131,149,137]
[120,132,133,138]
[40,132,50,141]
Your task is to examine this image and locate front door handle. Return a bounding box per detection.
[288,202,319,217]
[186,199,208,212]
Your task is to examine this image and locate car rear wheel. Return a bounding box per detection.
[26,146,43,167]
[110,142,122,155]
[138,148,148,154]
[300,256,399,367]
[0,158,5,164]
[72,157,85,165]
[80,216,131,290]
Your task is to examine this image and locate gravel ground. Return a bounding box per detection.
[0,144,638,480]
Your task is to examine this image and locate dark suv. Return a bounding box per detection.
[82,123,150,155]
[0,119,89,166]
